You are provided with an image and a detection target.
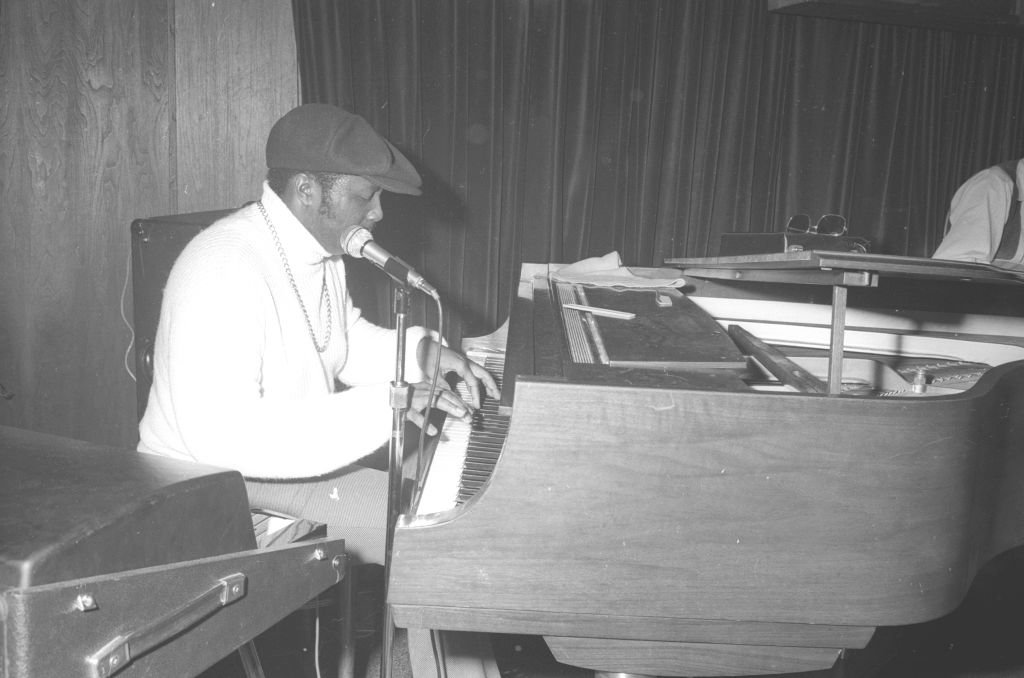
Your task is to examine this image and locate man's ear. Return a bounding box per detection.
[280,172,322,224]
[289,172,321,208]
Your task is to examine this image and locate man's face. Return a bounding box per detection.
[308,174,383,255]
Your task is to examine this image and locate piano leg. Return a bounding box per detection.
[407,629,501,678]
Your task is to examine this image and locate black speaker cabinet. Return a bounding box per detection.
[130,209,234,420]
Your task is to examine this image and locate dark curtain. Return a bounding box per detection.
[292,0,1024,342]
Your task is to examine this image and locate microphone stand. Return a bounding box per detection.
[381,284,411,678]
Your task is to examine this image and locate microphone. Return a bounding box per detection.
[342,227,438,298]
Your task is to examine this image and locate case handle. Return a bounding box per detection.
[87,572,247,678]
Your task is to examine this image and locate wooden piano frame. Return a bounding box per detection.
[388,255,1024,677]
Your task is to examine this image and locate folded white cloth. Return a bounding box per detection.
[551,251,686,288]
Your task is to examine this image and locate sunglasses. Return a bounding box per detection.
[785,213,847,236]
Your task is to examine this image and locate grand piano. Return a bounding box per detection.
[388,252,1024,677]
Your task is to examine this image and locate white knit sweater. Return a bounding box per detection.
[138,183,430,478]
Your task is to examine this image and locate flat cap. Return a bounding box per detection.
[266,104,422,195]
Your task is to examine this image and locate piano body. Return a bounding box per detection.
[0,425,345,678]
[388,253,1024,676]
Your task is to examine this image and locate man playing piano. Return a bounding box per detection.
[138,103,500,675]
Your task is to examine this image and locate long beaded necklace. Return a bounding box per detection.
[257,201,332,353]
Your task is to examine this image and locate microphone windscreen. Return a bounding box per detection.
[342,227,373,258]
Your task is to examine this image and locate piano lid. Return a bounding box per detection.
[0,426,255,589]
[669,250,1024,287]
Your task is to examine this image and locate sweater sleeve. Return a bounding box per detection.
[140,241,396,479]
[335,291,433,386]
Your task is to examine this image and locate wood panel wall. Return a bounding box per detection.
[175,0,300,212]
[0,0,297,448]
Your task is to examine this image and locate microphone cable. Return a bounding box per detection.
[414,291,445,494]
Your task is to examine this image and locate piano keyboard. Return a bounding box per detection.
[413,353,509,516]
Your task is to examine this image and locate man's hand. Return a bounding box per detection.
[415,336,500,411]
[405,381,470,435]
